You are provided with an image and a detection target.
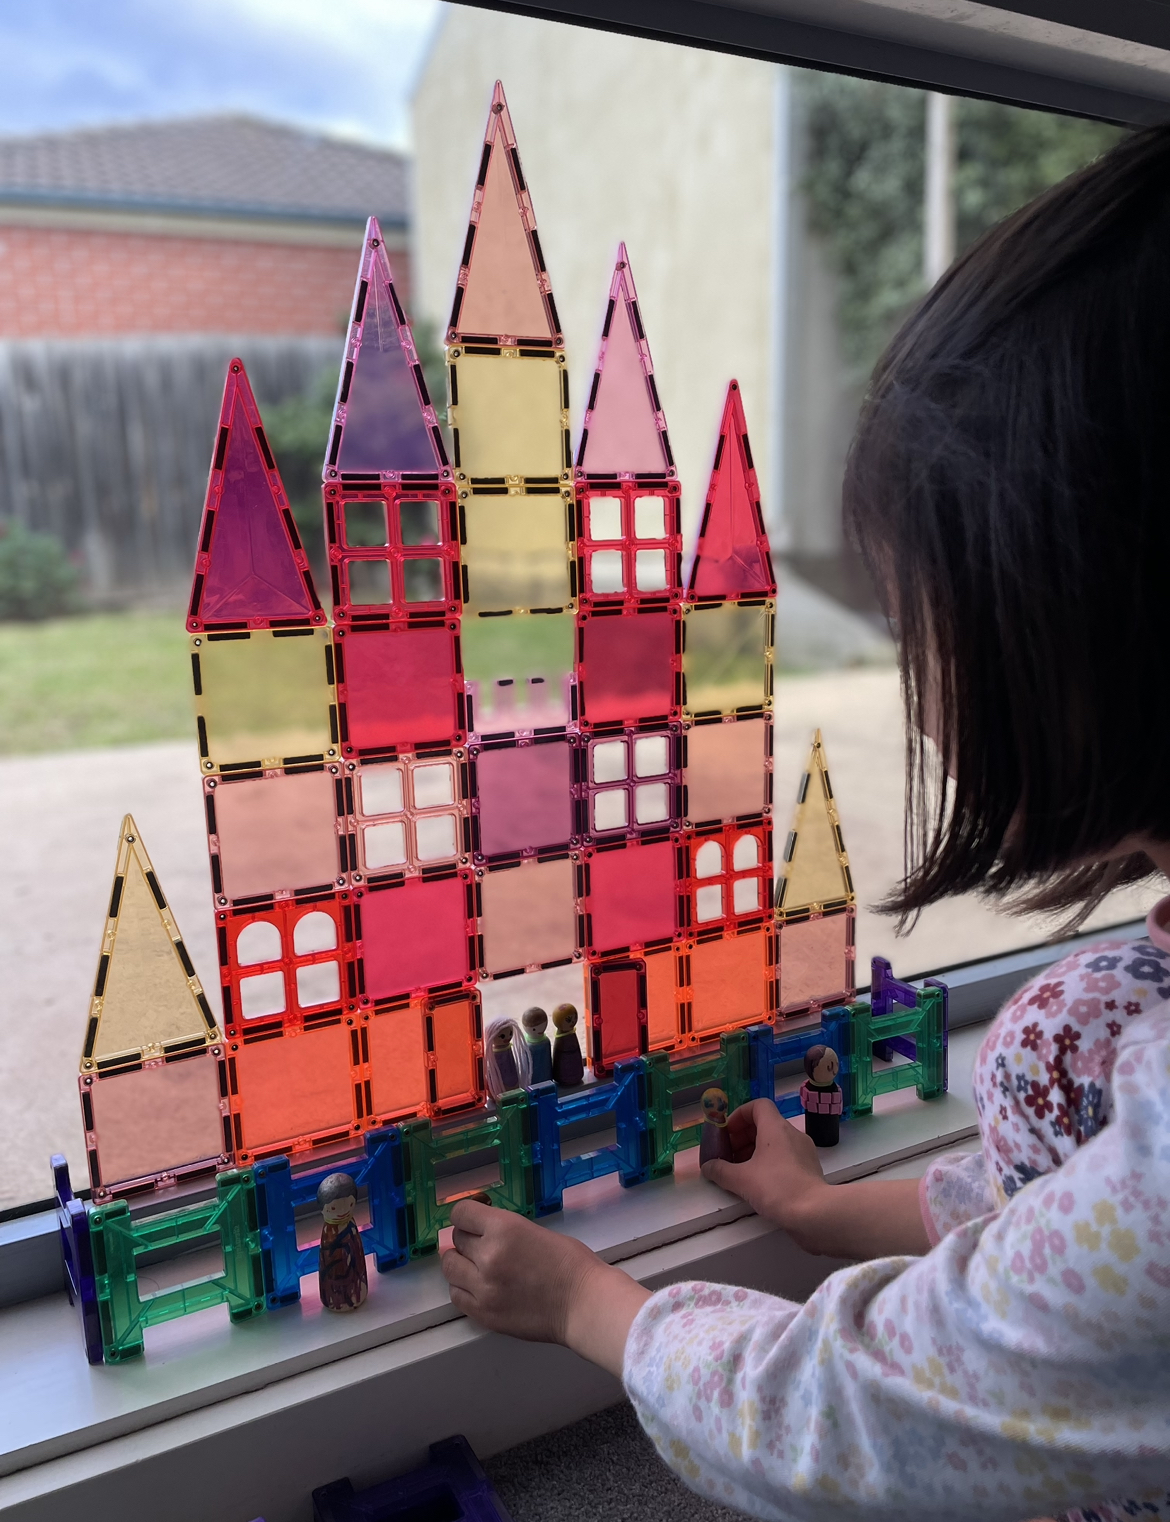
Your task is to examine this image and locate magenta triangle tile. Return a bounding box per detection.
[189,359,323,630]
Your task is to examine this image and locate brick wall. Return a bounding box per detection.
[0,224,412,338]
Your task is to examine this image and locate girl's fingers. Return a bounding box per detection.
[449,1199,491,1234]
[450,1226,482,1259]
[439,1248,479,1294]
[447,1284,478,1318]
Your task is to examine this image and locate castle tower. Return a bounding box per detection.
[672,380,778,1050]
[447,84,581,993]
[321,217,483,1131]
[79,817,228,1199]
[574,248,683,1069]
[774,729,856,1016]
[189,358,369,1166]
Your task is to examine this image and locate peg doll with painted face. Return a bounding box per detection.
[317,1172,368,1311]
[800,1045,842,1148]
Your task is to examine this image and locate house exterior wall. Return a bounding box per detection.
[411,9,778,545]
[0,221,409,338]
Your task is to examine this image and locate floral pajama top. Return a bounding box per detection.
[623,905,1170,1522]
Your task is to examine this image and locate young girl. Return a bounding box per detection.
[440,124,1170,1519]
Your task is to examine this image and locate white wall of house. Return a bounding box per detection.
[411,6,779,549]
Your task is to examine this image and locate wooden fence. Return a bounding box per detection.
[0,336,340,600]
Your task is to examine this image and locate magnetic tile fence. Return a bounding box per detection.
[58,971,947,1360]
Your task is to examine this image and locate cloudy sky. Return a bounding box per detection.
[0,0,443,148]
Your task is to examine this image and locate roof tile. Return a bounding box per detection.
[0,114,408,225]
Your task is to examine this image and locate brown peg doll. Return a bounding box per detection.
[317,1172,368,1312]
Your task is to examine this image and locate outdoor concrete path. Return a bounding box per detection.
[1,668,1155,1210]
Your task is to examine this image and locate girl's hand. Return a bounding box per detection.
[701,1097,829,1243]
[702,1099,932,1259]
[440,1199,650,1376]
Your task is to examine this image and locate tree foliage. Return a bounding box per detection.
[798,72,1123,376]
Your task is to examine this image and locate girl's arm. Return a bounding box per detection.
[439,1095,929,1377]
[444,1011,1169,1519]
[699,1098,932,1258]
[441,1201,648,1378]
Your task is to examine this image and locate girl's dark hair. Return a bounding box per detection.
[844,123,1170,926]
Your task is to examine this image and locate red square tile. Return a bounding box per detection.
[340,626,460,752]
[587,839,677,952]
[580,612,675,725]
[591,962,644,1069]
[361,875,471,1000]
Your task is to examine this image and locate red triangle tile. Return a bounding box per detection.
[688,382,775,599]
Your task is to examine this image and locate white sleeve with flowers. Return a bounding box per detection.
[914,933,1170,1245]
[623,1005,1170,1522]
[972,934,1170,1207]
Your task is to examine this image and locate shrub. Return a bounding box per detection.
[0,522,79,621]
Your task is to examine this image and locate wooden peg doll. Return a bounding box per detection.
[698,1086,734,1165]
[522,1005,553,1085]
[487,1022,521,1097]
[550,1001,584,1087]
[800,1044,843,1147]
[317,1172,368,1312]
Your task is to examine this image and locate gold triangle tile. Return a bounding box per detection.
[775,730,854,916]
[80,815,220,1073]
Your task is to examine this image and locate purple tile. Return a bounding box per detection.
[475,741,573,856]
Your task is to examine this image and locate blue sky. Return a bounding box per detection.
[0,0,442,148]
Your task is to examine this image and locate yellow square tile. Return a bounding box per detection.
[449,349,568,479]
[193,629,337,773]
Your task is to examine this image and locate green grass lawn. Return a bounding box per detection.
[0,611,194,755]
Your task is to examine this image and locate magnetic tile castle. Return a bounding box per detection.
[77,81,863,1200]
[67,87,948,1360]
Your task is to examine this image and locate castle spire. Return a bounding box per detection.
[188,359,323,630]
[576,244,673,477]
[325,216,445,479]
[775,731,854,914]
[80,816,220,1073]
[688,381,775,599]
[448,81,561,346]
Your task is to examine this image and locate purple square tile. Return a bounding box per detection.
[475,741,573,856]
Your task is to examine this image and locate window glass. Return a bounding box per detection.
[0,1,1156,1212]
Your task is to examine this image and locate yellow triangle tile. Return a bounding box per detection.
[80,815,220,1072]
[775,730,854,914]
